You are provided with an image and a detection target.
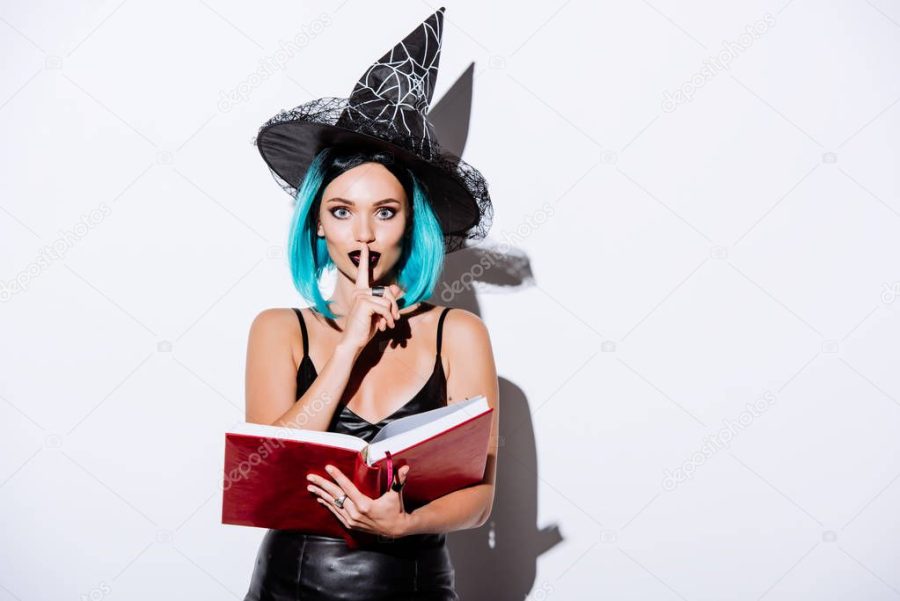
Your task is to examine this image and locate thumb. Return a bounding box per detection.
[393,465,411,490]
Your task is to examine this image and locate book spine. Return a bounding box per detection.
[353,451,382,498]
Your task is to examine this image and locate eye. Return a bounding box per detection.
[328,207,397,220]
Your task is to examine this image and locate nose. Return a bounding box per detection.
[354,215,375,243]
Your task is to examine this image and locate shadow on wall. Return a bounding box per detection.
[428,63,563,599]
[428,247,563,600]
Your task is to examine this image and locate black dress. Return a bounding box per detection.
[244,306,459,601]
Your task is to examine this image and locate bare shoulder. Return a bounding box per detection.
[247,307,305,353]
[436,306,497,404]
[249,307,299,334]
[439,306,491,347]
[246,307,304,367]
[244,308,303,425]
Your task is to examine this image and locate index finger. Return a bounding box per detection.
[355,244,369,290]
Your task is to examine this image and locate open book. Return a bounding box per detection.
[221,395,492,547]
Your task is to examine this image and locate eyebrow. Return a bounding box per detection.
[325,197,401,206]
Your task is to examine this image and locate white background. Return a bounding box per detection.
[2,0,900,599]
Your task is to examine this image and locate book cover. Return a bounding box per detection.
[222,396,492,547]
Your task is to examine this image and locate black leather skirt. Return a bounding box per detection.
[243,529,459,601]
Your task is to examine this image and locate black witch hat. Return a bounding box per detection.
[256,7,492,253]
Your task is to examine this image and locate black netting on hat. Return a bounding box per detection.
[257,97,493,254]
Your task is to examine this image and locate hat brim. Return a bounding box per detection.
[256,98,492,251]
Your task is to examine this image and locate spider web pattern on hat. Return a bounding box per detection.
[336,12,443,158]
[256,7,493,254]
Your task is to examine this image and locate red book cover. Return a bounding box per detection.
[222,396,493,548]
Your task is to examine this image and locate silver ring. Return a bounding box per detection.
[333,494,347,509]
[371,286,385,297]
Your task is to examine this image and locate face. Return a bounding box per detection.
[316,161,409,285]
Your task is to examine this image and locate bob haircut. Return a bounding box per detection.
[287,145,446,320]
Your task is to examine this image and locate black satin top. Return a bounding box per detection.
[292,305,452,549]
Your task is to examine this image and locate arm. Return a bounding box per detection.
[244,308,361,430]
[402,309,500,534]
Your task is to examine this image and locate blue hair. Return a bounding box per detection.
[287,147,445,320]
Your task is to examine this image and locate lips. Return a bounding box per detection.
[349,250,380,267]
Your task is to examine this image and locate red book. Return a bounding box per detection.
[221,396,493,548]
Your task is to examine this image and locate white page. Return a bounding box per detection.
[366,395,489,464]
[229,421,368,453]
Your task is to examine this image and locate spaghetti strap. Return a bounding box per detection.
[291,308,309,356]
[436,307,452,357]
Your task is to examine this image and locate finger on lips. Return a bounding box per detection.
[355,244,369,289]
[352,244,409,325]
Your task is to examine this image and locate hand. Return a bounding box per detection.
[339,243,415,352]
[306,464,412,539]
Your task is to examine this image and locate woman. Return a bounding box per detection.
[242,8,498,600]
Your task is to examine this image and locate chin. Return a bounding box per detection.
[344,261,395,285]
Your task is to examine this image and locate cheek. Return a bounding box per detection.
[386,229,407,254]
[319,220,353,242]
[389,216,409,241]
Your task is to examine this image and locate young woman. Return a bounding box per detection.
[241,9,498,599]
[242,147,498,600]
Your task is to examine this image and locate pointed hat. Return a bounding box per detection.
[256,7,492,253]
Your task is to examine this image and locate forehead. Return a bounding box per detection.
[322,162,406,203]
